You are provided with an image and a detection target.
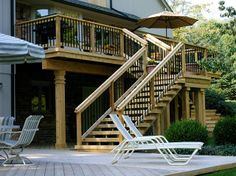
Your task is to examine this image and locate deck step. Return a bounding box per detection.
[97,124,117,129]
[83,138,119,143]
[75,145,115,151]
[90,131,119,135]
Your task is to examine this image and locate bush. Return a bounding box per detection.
[165,120,208,143]
[205,88,236,116]
[213,117,236,145]
[199,145,236,156]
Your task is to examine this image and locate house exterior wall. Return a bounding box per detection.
[80,0,109,7]
[0,0,12,116]
[112,0,172,37]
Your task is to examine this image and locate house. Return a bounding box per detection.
[0,0,214,151]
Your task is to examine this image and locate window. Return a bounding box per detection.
[36,9,49,18]
[31,81,51,113]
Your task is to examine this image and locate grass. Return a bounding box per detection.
[202,167,236,176]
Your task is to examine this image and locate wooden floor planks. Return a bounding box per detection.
[0,162,167,176]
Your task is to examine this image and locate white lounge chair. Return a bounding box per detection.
[0,115,44,166]
[109,113,202,165]
[122,114,203,160]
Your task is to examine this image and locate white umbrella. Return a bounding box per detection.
[0,33,45,64]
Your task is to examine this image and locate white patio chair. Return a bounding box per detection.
[0,116,15,159]
[0,117,15,141]
[109,113,202,165]
[0,115,44,166]
[122,114,203,160]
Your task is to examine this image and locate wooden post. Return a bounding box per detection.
[117,110,124,143]
[203,49,208,75]
[181,44,186,75]
[174,96,179,121]
[109,82,115,111]
[194,50,198,62]
[194,88,206,125]
[164,104,170,129]
[90,24,95,53]
[150,78,155,108]
[120,32,124,57]
[54,70,67,149]
[76,112,82,146]
[143,45,148,75]
[182,87,190,119]
[156,114,161,135]
[55,16,61,48]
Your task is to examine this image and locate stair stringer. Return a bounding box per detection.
[136,80,183,135]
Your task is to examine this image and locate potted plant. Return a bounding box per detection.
[146,58,160,73]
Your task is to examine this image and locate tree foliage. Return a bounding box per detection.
[168,0,236,100]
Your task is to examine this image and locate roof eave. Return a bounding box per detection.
[50,0,139,22]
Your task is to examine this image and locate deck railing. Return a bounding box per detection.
[116,42,184,124]
[16,14,124,57]
[74,29,147,145]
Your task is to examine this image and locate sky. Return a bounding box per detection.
[190,0,236,20]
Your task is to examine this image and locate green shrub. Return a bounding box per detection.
[165,120,208,143]
[199,145,236,156]
[205,88,236,116]
[213,117,236,145]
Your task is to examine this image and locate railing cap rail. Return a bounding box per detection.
[74,45,146,113]
[116,42,184,111]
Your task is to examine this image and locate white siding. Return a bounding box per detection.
[0,0,12,116]
[112,0,172,37]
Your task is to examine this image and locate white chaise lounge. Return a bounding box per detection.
[110,113,203,165]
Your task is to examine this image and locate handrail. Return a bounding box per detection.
[81,74,145,139]
[123,29,147,46]
[74,29,147,113]
[116,42,184,111]
[75,46,146,113]
[145,34,171,51]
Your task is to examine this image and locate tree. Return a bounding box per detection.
[170,0,236,99]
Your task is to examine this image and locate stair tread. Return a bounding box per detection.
[83,138,119,142]
[90,131,119,135]
[97,124,117,128]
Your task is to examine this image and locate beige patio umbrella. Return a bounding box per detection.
[137,11,198,37]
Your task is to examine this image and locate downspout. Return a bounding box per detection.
[11,0,15,116]
[110,0,112,9]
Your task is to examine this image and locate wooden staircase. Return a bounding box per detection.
[125,79,183,135]
[191,109,221,133]
[74,31,208,152]
[77,77,183,151]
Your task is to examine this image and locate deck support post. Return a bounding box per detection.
[163,103,170,129]
[182,87,190,119]
[54,70,67,149]
[174,96,179,121]
[194,88,206,125]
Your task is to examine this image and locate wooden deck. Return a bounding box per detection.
[1,162,168,176]
[1,149,236,176]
